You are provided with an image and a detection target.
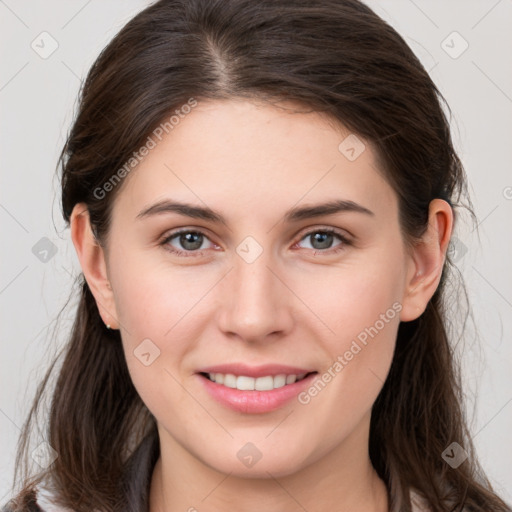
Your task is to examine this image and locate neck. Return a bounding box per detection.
[149,414,389,512]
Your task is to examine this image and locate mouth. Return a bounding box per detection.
[198,371,318,391]
[197,369,319,413]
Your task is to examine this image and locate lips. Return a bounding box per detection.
[195,363,318,413]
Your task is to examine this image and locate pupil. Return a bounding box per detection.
[312,232,332,250]
[181,232,202,250]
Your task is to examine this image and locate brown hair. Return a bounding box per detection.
[5,1,511,511]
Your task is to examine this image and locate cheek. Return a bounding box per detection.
[110,244,210,338]
[109,253,216,411]
[299,251,404,343]
[296,251,405,409]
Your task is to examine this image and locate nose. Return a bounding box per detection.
[216,245,294,343]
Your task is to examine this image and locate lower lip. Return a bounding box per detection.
[197,373,317,414]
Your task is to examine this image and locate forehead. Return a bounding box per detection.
[111,98,397,224]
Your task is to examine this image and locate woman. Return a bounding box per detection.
[3,0,511,511]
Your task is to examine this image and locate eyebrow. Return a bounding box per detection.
[136,198,374,224]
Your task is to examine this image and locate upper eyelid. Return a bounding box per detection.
[162,228,217,246]
[162,226,351,249]
[299,226,351,239]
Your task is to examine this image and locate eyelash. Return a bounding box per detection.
[159,227,352,258]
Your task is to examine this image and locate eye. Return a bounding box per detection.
[160,227,351,258]
[160,229,216,257]
[295,228,351,254]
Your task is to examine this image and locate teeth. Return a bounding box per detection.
[206,372,309,390]
[286,374,297,385]
[272,375,286,389]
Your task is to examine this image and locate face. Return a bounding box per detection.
[99,98,414,477]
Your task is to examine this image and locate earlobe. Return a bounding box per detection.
[70,203,120,329]
[399,199,453,322]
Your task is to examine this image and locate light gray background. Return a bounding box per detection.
[1,0,511,504]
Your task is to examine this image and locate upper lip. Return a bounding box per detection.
[196,363,316,378]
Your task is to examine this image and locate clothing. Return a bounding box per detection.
[2,430,431,511]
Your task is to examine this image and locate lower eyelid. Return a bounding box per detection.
[162,229,350,255]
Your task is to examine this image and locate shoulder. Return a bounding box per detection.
[409,488,473,512]
[32,485,72,512]
[1,485,73,512]
[0,487,43,512]
[410,488,431,511]
[2,429,159,512]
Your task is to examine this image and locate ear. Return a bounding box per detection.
[70,203,120,329]
[400,198,453,322]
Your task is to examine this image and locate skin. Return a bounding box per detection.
[71,98,452,512]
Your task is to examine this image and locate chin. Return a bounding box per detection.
[200,445,312,479]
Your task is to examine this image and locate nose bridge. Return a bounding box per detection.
[218,237,292,340]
